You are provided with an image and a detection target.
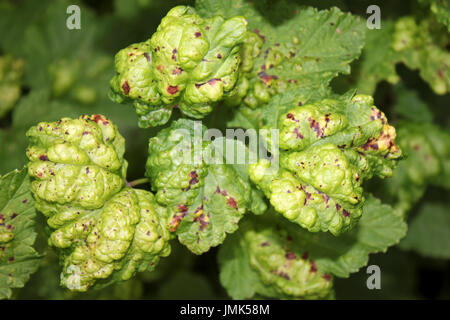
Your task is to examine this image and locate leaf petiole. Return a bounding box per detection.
[127,178,150,188]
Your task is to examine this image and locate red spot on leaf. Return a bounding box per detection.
[323,273,331,281]
[310,261,317,273]
[91,114,109,126]
[227,197,238,210]
[293,127,304,139]
[258,72,278,86]
[167,86,179,95]
[172,67,183,75]
[253,28,266,42]
[208,78,221,86]
[122,81,130,95]
[285,252,296,260]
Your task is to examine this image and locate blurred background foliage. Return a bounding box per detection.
[0,0,449,299]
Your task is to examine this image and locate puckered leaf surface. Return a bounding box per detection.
[26,115,171,291]
[249,91,401,235]
[146,119,266,254]
[218,194,407,299]
[197,0,366,129]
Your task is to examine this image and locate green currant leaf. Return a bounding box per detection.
[0,55,24,118]
[420,0,450,31]
[145,119,266,254]
[400,203,450,259]
[218,194,406,299]
[392,16,450,95]
[0,168,41,299]
[351,20,400,95]
[250,92,401,234]
[110,5,249,127]
[378,121,450,215]
[197,0,366,128]
[26,115,171,291]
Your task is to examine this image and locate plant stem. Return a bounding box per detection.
[127,178,150,188]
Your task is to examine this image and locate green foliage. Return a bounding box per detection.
[0,0,448,300]
[0,55,23,118]
[26,115,170,291]
[400,203,450,258]
[145,119,266,254]
[110,5,252,127]
[377,121,450,215]
[197,0,366,129]
[249,92,401,235]
[392,16,450,95]
[219,195,406,299]
[0,169,41,299]
[351,21,400,95]
[338,13,450,96]
[420,0,450,31]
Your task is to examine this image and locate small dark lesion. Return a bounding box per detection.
[122,81,130,95]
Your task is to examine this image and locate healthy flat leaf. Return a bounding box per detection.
[0,168,41,299]
[217,227,260,299]
[400,203,450,259]
[393,85,433,124]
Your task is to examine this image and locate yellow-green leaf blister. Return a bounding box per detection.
[26,115,171,291]
[249,94,402,235]
[109,5,256,127]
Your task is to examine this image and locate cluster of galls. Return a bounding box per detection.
[109,6,265,127]
[249,94,401,235]
[26,115,170,291]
